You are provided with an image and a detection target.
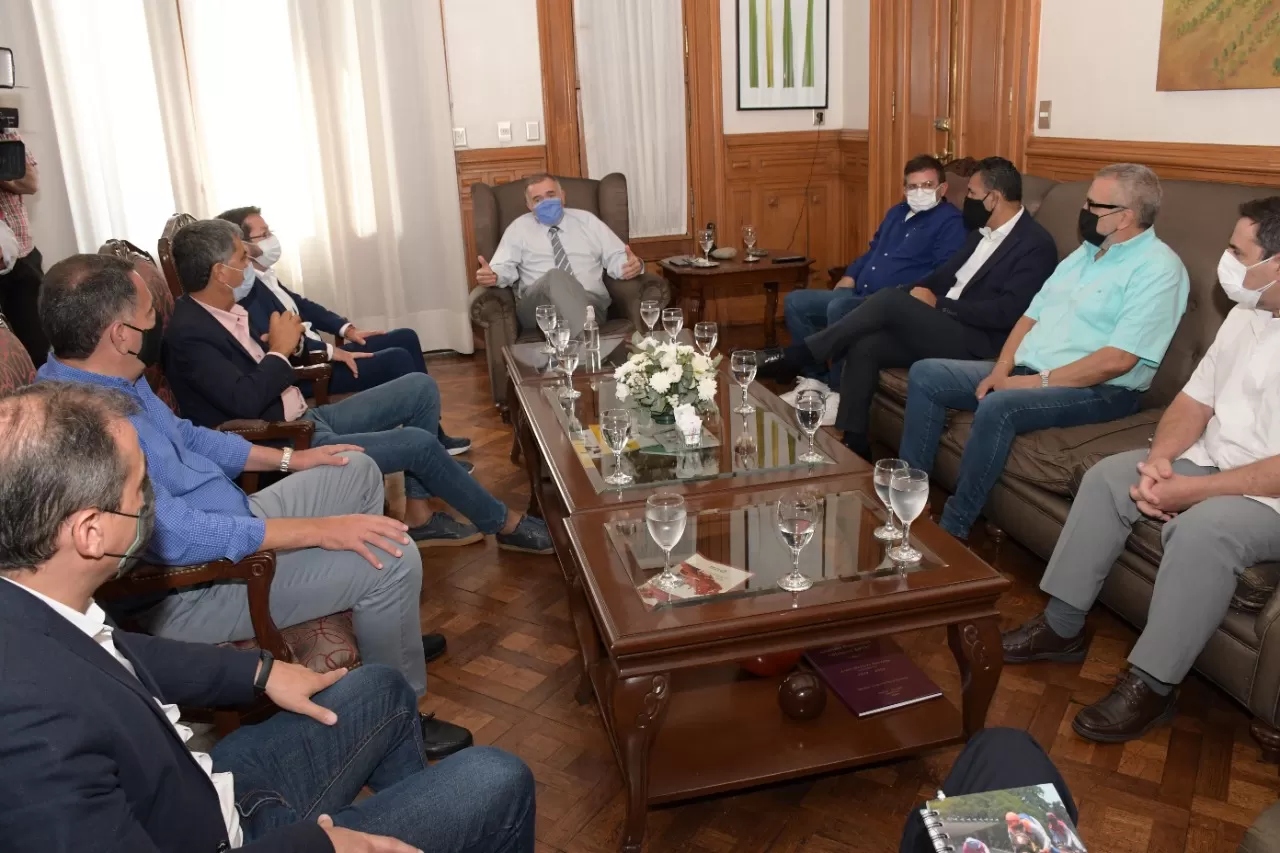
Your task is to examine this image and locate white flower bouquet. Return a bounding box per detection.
[613,335,721,418]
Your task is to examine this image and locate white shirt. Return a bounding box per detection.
[946,206,1025,300]
[0,219,17,273]
[1180,305,1280,515]
[0,578,244,847]
[488,208,629,301]
[255,265,351,358]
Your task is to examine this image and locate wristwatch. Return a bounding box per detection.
[253,650,274,695]
[1039,369,1051,388]
[279,447,293,473]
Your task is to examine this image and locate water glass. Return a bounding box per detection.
[776,490,819,592]
[557,338,582,400]
[661,308,684,342]
[698,228,715,262]
[535,305,559,354]
[730,350,757,415]
[888,468,929,564]
[645,492,687,592]
[600,408,633,486]
[639,300,661,339]
[742,225,758,261]
[794,389,825,464]
[694,321,718,356]
[679,416,703,448]
[872,458,908,542]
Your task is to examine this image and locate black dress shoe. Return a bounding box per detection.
[1072,672,1177,743]
[422,633,448,663]
[420,713,474,759]
[1001,613,1088,664]
[754,347,795,381]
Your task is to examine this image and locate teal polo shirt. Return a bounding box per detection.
[1014,228,1189,391]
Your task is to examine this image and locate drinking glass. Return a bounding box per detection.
[730,350,757,415]
[742,225,758,261]
[698,228,715,262]
[661,308,684,342]
[645,493,687,592]
[888,468,929,564]
[600,408,633,486]
[693,321,718,356]
[535,304,559,354]
[794,389,825,464]
[776,490,819,592]
[639,300,661,340]
[872,458,909,542]
[557,338,582,400]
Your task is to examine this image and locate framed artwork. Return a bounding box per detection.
[1157,0,1280,91]
[736,0,830,110]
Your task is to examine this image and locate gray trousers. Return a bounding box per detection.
[1042,448,1280,685]
[137,452,427,695]
[515,269,610,336]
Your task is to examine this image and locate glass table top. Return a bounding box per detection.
[605,489,946,611]
[507,331,693,383]
[540,371,835,494]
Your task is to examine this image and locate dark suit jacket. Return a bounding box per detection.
[0,580,329,852]
[240,277,347,355]
[162,295,298,427]
[920,209,1059,353]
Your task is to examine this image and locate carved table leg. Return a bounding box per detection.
[611,673,671,853]
[512,400,543,520]
[948,616,1003,737]
[564,570,604,706]
[1252,718,1280,763]
[763,282,779,347]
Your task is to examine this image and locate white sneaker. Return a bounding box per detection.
[780,377,831,406]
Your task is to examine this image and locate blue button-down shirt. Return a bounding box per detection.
[845,200,967,295]
[36,359,266,565]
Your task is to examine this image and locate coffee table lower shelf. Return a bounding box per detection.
[589,659,964,807]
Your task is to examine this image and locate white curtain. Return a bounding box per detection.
[32,0,472,354]
[574,0,688,238]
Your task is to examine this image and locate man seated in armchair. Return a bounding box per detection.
[475,173,645,335]
[217,205,471,456]
[35,253,474,757]
[0,382,535,852]
[1002,197,1280,744]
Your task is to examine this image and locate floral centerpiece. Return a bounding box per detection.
[613,334,720,422]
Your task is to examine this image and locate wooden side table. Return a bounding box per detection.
[659,255,813,346]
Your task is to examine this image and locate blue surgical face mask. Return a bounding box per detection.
[534,197,565,226]
[221,261,256,301]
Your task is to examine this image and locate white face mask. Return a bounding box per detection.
[254,234,283,269]
[1218,249,1278,309]
[906,188,939,214]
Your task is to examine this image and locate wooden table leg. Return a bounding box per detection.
[564,569,604,706]
[763,282,779,346]
[948,616,1003,737]
[512,393,544,519]
[611,672,671,853]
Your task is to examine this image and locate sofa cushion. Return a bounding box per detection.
[1126,516,1280,614]
[878,368,911,406]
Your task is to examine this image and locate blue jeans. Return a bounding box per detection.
[899,360,1141,539]
[303,373,508,531]
[212,665,536,852]
[783,288,864,384]
[329,328,427,395]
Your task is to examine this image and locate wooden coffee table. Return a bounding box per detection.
[659,255,813,346]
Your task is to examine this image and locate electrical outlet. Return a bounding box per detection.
[452,127,467,148]
[1038,100,1052,131]
[812,109,825,127]
[497,121,512,143]
[525,120,541,142]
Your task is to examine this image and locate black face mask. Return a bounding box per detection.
[104,478,156,578]
[962,194,993,231]
[124,314,164,369]
[1078,207,1124,248]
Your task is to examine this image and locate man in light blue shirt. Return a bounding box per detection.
[899,163,1190,540]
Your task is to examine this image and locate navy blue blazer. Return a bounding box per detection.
[0,580,328,852]
[919,209,1059,354]
[240,277,346,355]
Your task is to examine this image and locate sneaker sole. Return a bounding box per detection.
[1071,702,1177,744]
[497,541,555,555]
[446,445,471,456]
[1002,647,1088,665]
[413,532,484,548]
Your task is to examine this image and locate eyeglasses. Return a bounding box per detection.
[1084,198,1127,213]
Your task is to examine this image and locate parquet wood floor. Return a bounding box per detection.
[418,350,1277,853]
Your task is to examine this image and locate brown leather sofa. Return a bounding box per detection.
[467,173,672,414]
[869,173,1280,756]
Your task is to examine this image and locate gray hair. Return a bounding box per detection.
[0,382,139,575]
[172,219,241,294]
[524,173,562,198]
[40,254,139,360]
[1096,163,1162,229]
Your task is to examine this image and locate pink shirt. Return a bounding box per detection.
[195,300,309,421]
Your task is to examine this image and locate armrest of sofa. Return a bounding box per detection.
[1249,586,1280,728]
[469,284,519,340]
[293,363,332,405]
[217,418,315,450]
[1239,800,1280,853]
[605,272,671,330]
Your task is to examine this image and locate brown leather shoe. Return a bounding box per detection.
[1001,613,1088,664]
[1072,671,1176,743]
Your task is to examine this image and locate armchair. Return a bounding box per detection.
[467,172,672,414]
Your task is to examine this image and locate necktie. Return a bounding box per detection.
[548,226,576,278]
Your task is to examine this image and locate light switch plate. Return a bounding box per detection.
[497,121,512,143]
[452,127,467,148]
[1037,100,1052,131]
[525,120,541,142]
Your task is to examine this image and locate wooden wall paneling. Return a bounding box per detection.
[685,0,726,248]
[1024,137,1280,189]
[839,131,870,269]
[1003,0,1040,169]
[867,0,897,229]
[536,0,582,178]
[953,0,1005,161]
[456,146,549,289]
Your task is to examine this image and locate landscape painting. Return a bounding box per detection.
[1157,0,1280,91]
[737,0,829,110]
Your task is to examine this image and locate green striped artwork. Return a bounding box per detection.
[765,0,775,87]
[802,0,815,87]
[749,0,759,87]
[782,0,794,88]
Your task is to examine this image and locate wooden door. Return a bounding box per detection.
[953,0,1041,168]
